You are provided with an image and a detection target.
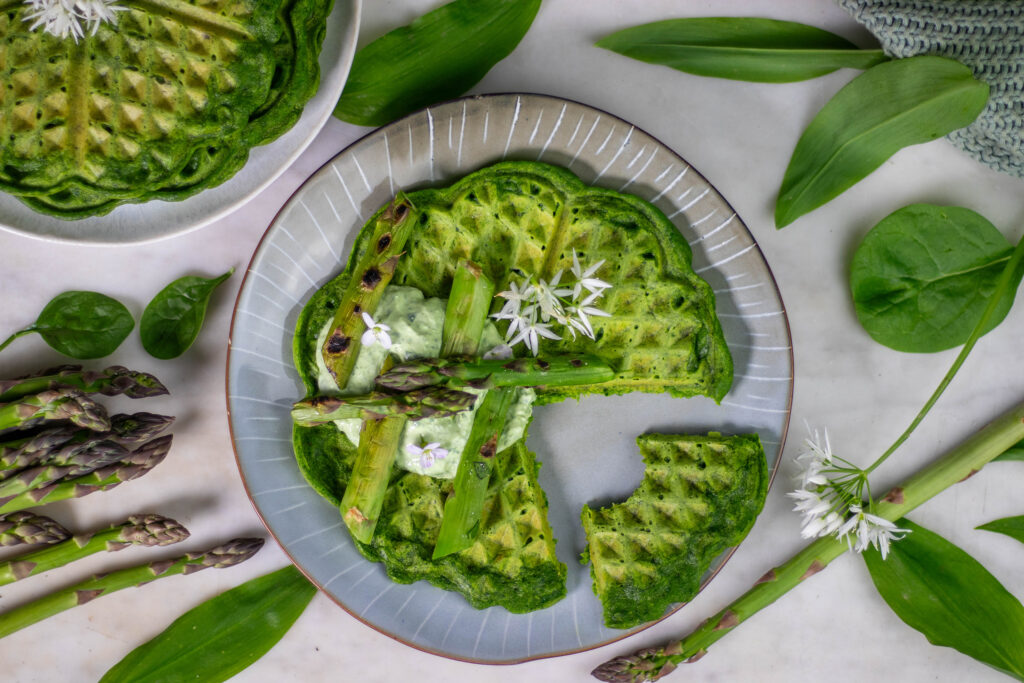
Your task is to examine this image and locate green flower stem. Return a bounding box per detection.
[865,234,1024,476]
[0,538,263,639]
[592,399,1024,682]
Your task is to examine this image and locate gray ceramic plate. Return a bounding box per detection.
[228,93,793,663]
[0,0,361,244]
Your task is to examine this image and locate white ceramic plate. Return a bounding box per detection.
[0,0,361,244]
[228,93,794,663]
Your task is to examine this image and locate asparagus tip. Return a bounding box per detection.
[121,514,190,547]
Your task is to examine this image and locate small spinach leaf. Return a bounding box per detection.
[334,0,541,126]
[776,56,988,227]
[995,439,1024,462]
[864,518,1024,680]
[100,565,315,683]
[850,204,1024,352]
[977,516,1024,544]
[0,291,133,359]
[140,269,233,360]
[596,17,888,83]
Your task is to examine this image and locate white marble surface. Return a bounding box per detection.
[2,1,1023,681]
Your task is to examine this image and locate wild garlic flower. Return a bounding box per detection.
[360,312,392,350]
[788,428,909,557]
[23,0,124,41]
[492,251,612,355]
[405,442,448,470]
[836,506,908,560]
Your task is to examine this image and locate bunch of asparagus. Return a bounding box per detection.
[0,366,174,513]
[293,227,616,553]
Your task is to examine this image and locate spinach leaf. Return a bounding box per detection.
[776,56,988,228]
[596,17,888,83]
[100,565,315,683]
[140,269,233,360]
[334,0,540,126]
[977,516,1024,544]
[850,204,1024,353]
[995,438,1024,462]
[0,291,133,359]
[864,518,1024,680]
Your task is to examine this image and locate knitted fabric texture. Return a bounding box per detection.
[838,0,1024,178]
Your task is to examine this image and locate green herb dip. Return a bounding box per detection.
[314,285,535,478]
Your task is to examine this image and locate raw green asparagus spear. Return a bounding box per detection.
[0,435,172,515]
[0,424,79,468]
[433,386,516,559]
[0,366,168,402]
[0,512,70,547]
[291,386,477,425]
[591,399,1024,683]
[0,537,263,639]
[375,354,616,392]
[339,415,407,544]
[0,413,173,475]
[0,514,189,586]
[0,389,110,434]
[440,262,495,357]
[107,413,176,444]
[322,195,417,386]
[0,440,129,503]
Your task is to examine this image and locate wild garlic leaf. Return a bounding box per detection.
[776,56,988,228]
[334,0,541,126]
[850,205,1024,353]
[100,565,316,683]
[0,291,134,359]
[864,518,1024,681]
[994,439,1024,462]
[140,269,233,360]
[977,516,1024,544]
[596,17,888,83]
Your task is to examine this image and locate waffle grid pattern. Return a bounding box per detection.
[0,0,324,217]
[389,162,732,401]
[581,433,767,629]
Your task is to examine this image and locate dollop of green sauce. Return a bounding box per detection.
[314,286,535,478]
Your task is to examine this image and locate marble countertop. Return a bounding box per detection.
[2,1,1023,681]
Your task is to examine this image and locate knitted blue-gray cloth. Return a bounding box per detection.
[837,0,1024,178]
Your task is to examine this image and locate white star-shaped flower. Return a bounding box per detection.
[570,250,611,300]
[508,319,560,356]
[360,311,392,350]
[24,0,123,40]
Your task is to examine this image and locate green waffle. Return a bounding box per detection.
[0,0,331,218]
[293,422,567,613]
[292,160,735,613]
[581,433,768,629]
[296,160,733,401]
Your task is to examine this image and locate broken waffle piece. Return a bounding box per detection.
[581,432,768,629]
